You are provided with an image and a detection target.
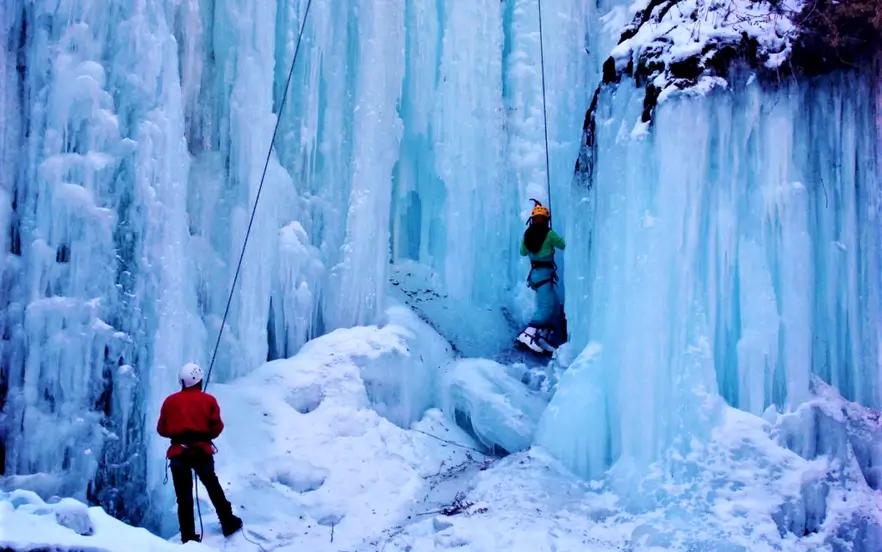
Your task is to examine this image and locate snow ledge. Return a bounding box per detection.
[602,0,803,121]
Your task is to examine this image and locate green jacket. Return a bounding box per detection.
[520,229,566,259]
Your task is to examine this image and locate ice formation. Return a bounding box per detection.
[544,65,882,474]
[0,0,588,521]
[533,0,882,548]
[1,0,880,550]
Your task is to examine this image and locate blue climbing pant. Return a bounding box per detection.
[528,267,559,328]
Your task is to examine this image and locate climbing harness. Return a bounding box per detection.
[527,259,558,290]
[173,0,314,548]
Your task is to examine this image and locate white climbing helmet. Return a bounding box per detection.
[179,362,204,388]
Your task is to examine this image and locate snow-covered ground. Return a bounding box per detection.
[3,289,880,552]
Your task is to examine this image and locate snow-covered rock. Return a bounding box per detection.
[1,490,208,552]
[53,498,95,536]
[601,0,803,121]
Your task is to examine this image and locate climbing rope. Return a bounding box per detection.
[192,482,267,551]
[536,0,553,226]
[187,1,313,548]
[186,0,551,541]
[536,0,568,341]
[203,0,314,390]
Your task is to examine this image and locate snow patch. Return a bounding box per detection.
[0,490,209,552]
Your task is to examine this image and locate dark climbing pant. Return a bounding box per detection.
[170,452,234,540]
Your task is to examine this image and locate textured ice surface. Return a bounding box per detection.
[388,263,555,454]
[550,67,882,485]
[0,1,590,521]
[388,262,520,360]
[1,1,881,551]
[441,358,548,455]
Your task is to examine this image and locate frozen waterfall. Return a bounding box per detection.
[1,0,880,549]
[540,66,882,479]
[0,0,589,525]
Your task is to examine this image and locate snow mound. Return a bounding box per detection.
[593,386,882,552]
[766,378,882,550]
[440,358,549,456]
[200,310,482,551]
[602,0,803,121]
[383,449,630,552]
[773,378,882,492]
[0,489,211,551]
[386,382,880,552]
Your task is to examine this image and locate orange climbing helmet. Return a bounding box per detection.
[529,199,550,221]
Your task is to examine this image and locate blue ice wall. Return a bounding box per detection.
[0,0,590,529]
[538,68,882,481]
[0,0,199,526]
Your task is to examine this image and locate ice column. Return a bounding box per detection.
[389,0,442,268]
[0,1,203,528]
[0,2,18,268]
[434,0,509,304]
[323,0,405,330]
[503,0,591,319]
[218,0,295,378]
[133,3,204,532]
[539,69,882,481]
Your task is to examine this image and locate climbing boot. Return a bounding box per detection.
[221,514,243,537]
[181,533,201,543]
[516,327,544,353]
[535,328,556,353]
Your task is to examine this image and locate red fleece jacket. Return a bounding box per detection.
[156,387,224,458]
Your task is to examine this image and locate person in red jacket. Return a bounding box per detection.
[157,362,242,543]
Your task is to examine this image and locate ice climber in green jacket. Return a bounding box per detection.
[516,202,566,354]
